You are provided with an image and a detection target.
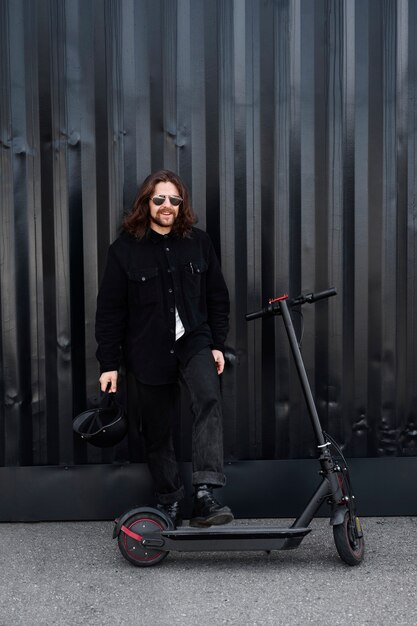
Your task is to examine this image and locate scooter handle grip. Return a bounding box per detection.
[245,304,273,321]
[308,287,337,302]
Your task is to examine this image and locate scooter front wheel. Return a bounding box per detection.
[333,511,365,566]
[117,511,170,567]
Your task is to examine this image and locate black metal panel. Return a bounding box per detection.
[1,458,416,521]
[1,0,417,495]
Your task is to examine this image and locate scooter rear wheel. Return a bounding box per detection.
[333,511,365,566]
[118,511,170,567]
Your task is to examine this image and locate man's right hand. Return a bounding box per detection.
[99,370,118,393]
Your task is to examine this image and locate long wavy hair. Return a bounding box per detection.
[123,170,197,239]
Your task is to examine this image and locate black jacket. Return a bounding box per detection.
[95,227,230,384]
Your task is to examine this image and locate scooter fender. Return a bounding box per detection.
[112,506,172,539]
[329,506,347,526]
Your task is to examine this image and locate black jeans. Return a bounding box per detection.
[135,347,226,504]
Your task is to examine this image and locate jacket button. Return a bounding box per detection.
[170,307,174,312]
[141,277,146,281]
[170,349,174,354]
[168,288,173,293]
[166,247,170,252]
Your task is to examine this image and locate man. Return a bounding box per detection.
[95,169,233,528]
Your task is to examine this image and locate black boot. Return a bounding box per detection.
[157,501,182,528]
[189,485,234,528]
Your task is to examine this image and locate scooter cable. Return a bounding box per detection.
[323,431,355,494]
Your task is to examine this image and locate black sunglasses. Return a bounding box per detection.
[151,194,183,207]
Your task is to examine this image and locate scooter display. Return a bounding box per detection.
[113,288,365,567]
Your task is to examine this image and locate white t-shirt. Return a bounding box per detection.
[175,307,185,341]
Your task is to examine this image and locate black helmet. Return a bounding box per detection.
[73,392,127,447]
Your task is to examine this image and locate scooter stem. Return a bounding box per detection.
[279,298,327,448]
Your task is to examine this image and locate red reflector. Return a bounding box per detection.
[121,525,143,542]
[269,294,288,304]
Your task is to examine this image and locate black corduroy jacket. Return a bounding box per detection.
[95,227,230,384]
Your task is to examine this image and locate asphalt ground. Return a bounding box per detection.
[0,516,416,626]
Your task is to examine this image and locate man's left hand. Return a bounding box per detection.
[212,349,225,375]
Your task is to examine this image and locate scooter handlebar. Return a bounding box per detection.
[302,287,337,304]
[245,304,273,321]
[245,287,337,321]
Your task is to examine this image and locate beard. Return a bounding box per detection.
[150,209,177,228]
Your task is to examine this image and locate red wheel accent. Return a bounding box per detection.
[120,524,143,542]
[117,513,169,567]
[333,512,365,566]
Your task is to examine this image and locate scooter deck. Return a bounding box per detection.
[142,525,312,553]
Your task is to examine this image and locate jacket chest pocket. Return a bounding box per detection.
[128,267,159,305]
[182,260,208,298]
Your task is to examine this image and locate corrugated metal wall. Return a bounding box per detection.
[1,0,417,470]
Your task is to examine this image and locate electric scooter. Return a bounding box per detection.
[113,288,365,567]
